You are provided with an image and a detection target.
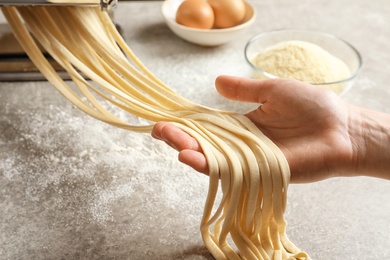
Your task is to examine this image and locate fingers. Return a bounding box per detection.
[152,122,209,174]
[152,122,202,152]
[179,150,209,174]
[215,75,271,104]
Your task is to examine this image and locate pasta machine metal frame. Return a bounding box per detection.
[0,0,119,81]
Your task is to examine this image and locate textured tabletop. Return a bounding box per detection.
[1,1,390,259]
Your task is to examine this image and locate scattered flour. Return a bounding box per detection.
[1,100,208,227]
[89,184,135,224]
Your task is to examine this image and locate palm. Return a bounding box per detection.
[244,79,352,182]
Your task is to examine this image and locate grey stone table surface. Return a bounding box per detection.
[1,1,390,259]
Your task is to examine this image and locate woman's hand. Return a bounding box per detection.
[152,75,390,183]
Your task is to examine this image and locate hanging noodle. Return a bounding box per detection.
[1,5,310,260]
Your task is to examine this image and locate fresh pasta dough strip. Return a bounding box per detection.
[1,5,311,260]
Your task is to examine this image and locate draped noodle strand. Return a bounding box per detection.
[1,5,310,260]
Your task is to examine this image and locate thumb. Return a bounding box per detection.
[215,75,271,104]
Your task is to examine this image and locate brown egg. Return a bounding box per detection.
[208,0,246,28]
[176,0,215,29]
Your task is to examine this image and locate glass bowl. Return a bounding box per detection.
[244,29,363,96]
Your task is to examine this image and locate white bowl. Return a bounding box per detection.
[161,0,256,46]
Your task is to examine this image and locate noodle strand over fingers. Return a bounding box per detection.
[1,5,310,260]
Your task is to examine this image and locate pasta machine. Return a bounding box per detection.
[0,0,119,81]
[0,0,118,9]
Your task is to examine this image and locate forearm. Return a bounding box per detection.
[348,104,390,180]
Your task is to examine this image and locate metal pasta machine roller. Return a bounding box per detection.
[0,0,118,81]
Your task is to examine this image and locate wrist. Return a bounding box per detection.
[347,104,390,179]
